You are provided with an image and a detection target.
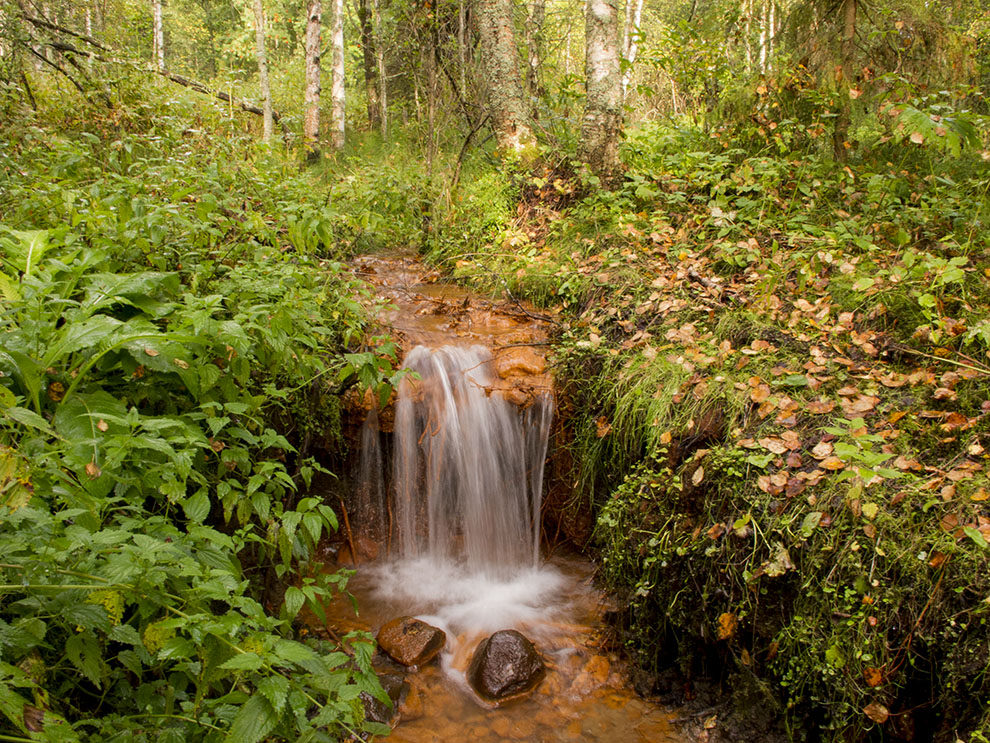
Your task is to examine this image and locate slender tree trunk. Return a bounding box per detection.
[832,0,856,161]
[579,0,622,180]
[743,0,752,73]
[458,0,467,97]
[359,0,381,132]
[758,0,767,72]
[253,0,273,142]
[375,0,388,139]
[304,0,322,160]
[330,0,345,150]
[620,0,643,102]
[152,0,164,71]
[526,0,545,105]
[476,0,536,158]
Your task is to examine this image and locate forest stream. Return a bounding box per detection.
[311,252,687,743]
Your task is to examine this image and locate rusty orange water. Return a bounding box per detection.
[322,551,684,743]
[332,252,687,743]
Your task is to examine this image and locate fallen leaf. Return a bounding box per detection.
[85,462,101,479]
[864,702,890,724]
[812,441,834,459]
[933,387,957,402]
[821,456,846,471]
[972,488,989,502]
[928,551,947,568]
[692,466,705,486]
[96,419,109,432]
[910,131,924,144]
[751,384,772,403]
[759,437,788,455]
[595,416,612,438]
[862,502,879,520]
[144,347,160,357]
[717,612,738,640]
[863,668,884,687]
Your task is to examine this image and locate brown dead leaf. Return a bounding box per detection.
[811,441,834,459]
[888,411,908,424]
[85,462,101,479]
[807,399,836,415]
[144,347,160,357]
[972,488,989,502]
[933,387,957,402]
[717,612,738,640]
[841,395,879,416]
[595,417,612,438]
[96,419,109,432]
[751,384,772,403]
[863,668,884,688]
[209,438,226,453]
[864,702,890,724]
[759,437,788,455]
[692,466,705,486]
[928,551,947,568]
[821,456,846,471]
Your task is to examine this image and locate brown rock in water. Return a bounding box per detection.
[494,347,546,378]
[377,617,447,667]
[467,629,546,704]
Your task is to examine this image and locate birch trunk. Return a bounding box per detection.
[579,0,622,180]
[476,0,536,157]
[304,0,322,160]
[359,0,381,132]
[253,0,273,142]
[152,0,164,71]
[330,0,345,150]
[620,0,643,102]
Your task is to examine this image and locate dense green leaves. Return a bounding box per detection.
[0,118,390,741]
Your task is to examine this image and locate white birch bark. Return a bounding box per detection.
[330,0,345,150]
[620,0,643,102]
[580,0,622,179]
[304,0,322,159]
[152,0,164,71]
[253,0,273,142]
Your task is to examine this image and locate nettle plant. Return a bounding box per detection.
[0,135,395,741]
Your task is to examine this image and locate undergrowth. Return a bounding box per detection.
[0,100,400,741]
[425,103,990,741]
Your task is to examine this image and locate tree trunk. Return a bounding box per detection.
[359,0,381,132]
[476,0,536,158]
[579,0,622,181]
[304,0,322,160]
[832,0,856,161]
[526,0,545,105]
[620,0,643,102]
[152,0,164,71]
[330,0,345,150]
[253,0,273,143]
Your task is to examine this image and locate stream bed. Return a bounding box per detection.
[318,251,689,743]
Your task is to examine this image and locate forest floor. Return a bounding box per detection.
[423,135,990,741]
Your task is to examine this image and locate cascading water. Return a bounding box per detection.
[392,345,552,574]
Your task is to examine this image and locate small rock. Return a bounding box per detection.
[467,629,546,704]
[361,673,407,725]
[377,616,447,667]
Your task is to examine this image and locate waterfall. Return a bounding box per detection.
[390,345,552,574]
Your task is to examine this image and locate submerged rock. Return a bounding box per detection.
[361,673,407,725]
[377,616,446,667]
[467,629,546,704]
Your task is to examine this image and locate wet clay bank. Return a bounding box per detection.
[314,251,688,743]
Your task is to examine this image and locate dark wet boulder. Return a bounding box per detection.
[376,616,446,667]
[467,629,546,704]
[361,673,407,725]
